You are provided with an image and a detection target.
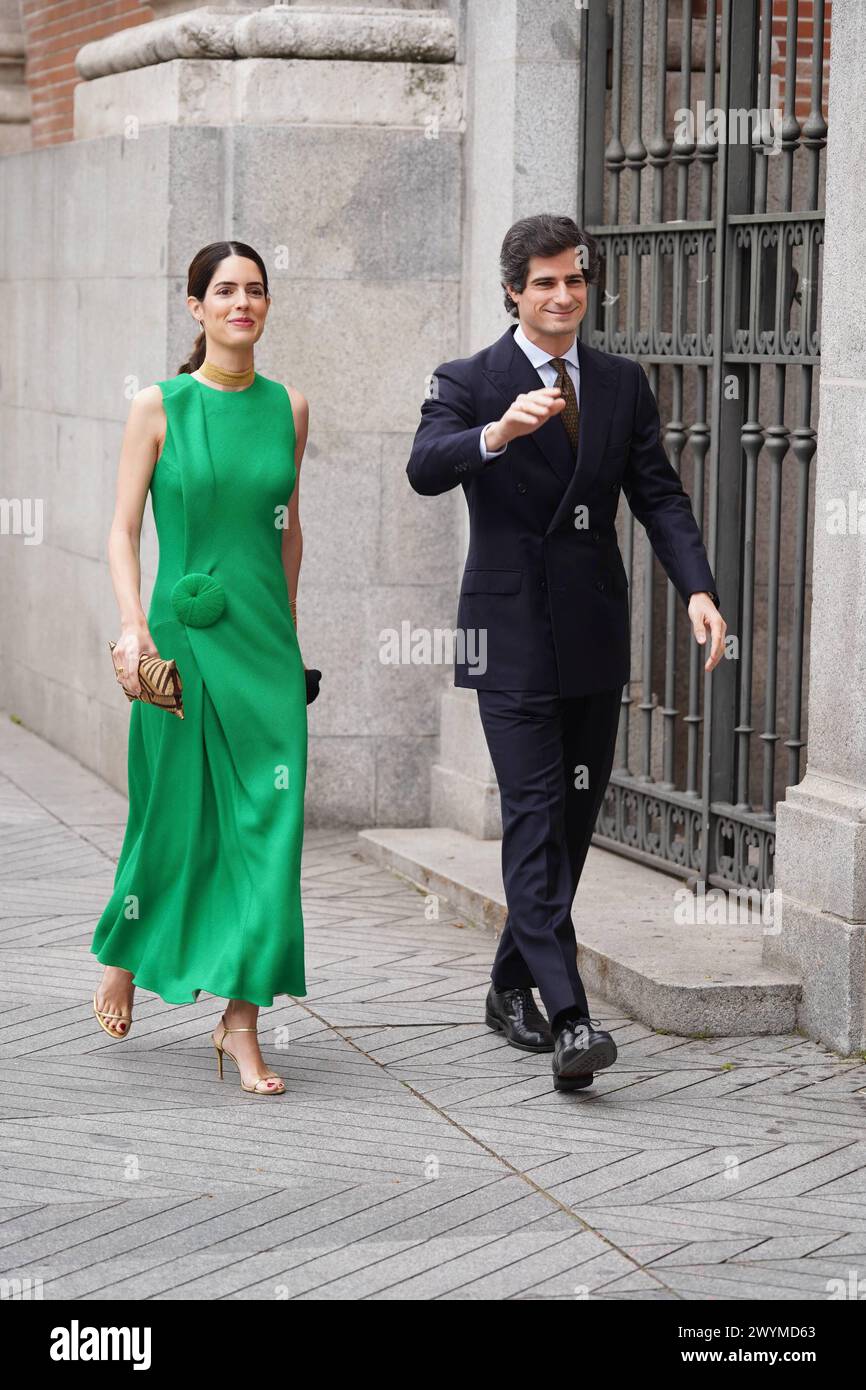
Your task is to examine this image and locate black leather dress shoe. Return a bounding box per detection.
[552,1016,617,1091]
[485,985,554,1052]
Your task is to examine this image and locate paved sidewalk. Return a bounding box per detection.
[1,713,865,1302]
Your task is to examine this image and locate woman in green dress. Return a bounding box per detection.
[90,241,309,1096]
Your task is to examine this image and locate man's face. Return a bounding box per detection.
[507,247,588,340]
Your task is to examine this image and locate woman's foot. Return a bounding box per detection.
[212,1004,285,1095]
[93,966,135,1037]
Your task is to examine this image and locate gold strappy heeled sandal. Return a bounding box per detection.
[92,993,133,1039]
[212,1018,286,1096]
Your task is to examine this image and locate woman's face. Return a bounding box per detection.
[189,255,270,350]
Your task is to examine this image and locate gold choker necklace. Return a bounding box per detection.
[199,359,255,389]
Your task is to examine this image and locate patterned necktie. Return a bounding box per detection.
[549,357,580,454]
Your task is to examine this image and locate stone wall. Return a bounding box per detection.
[0,5,464,827]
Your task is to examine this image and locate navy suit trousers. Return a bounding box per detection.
[476,686,623,1025]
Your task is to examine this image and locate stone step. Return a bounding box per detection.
[357,827,802,1037]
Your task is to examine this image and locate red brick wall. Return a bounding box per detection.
[19,1,154,147]
[772,0,832,122]
[689,0,831,124]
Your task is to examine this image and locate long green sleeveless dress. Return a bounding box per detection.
[90,371,308,1006]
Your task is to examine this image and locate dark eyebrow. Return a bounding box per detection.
[531,272,585,283]
[212,280,265,290]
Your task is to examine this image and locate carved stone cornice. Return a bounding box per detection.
[76,5,456,80]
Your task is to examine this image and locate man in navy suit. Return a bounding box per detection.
[407,214,726,1091]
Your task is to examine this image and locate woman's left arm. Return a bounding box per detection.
[281,387,309,656]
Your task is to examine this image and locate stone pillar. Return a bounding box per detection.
[768,4,866,1055]
[0,0,31,154]
[429,0,582,837]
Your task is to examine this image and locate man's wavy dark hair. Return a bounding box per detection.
[500,214,600,318]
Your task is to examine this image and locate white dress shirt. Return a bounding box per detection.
[479,322,581,459]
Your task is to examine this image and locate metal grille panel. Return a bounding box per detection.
[581,0,827,892]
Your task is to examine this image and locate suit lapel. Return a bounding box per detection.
[481,326,574,487]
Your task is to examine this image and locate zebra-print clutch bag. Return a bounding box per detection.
[108,641,184,719]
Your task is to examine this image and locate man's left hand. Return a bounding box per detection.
[689,592,726,672]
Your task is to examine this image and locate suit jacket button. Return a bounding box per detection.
[596,579,605,591]
[517,482,527,494]
[591,529,600,541]
[540,579,546,589]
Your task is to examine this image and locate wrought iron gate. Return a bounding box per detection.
[581,0,827,893]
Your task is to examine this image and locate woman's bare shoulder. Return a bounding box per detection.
[125,383,169,429]
[283,383,309,420]
[132,383,167,409]
[123,385,176,465]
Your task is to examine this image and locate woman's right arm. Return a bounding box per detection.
[107,386,165,698]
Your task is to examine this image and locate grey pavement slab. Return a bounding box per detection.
[1,710,865,1300]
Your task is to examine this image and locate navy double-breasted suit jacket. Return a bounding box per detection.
[406,323,720,697]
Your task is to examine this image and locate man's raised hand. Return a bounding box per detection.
[484,387,566,452]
